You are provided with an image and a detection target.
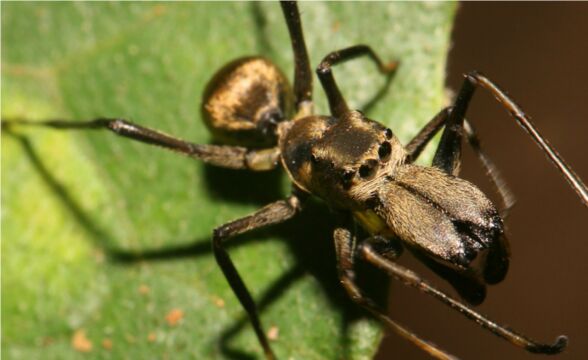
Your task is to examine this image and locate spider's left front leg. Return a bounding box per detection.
[406,108,515,217]
[358,237,567,356]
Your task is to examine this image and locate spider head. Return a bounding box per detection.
[281,110,406,208]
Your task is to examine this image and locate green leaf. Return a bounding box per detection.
[2,2,456,359]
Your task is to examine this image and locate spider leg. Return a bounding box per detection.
[316,45,398,118]
[280,1,313,115]
[1,118,279,171]
[463,120,515,217]
[359,237,567,355]
[406,108,515,217]
[219,265,305,359]
[333,222,459,360]
[431,71,588,208]
[405,107,450,162]
[213,194,304,360]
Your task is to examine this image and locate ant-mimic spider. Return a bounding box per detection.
[3,2,587,359]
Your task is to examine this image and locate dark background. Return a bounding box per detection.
[377,3,588,360]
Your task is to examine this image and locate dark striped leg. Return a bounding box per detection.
[1,118,280,171]
[406,108,514,217]
[431,72,588,208]
[316,45,398,118]
[359,237,567,356]
[333,224,460,360]
[280,1,313,112]
[212,195,303,360]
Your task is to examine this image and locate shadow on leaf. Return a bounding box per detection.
[6,129,387,359]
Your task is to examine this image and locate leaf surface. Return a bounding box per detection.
[2,3,456,359]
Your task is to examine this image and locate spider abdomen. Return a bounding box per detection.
[202,56,293,147]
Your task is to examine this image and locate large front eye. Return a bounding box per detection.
[378,142,392,161]
[359,159,378,179]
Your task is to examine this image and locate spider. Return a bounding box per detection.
[3,2,587,359]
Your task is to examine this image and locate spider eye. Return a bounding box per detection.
[359,159,378,179]
[342,169,355,184]
[378,142,392,160]
[384,128,393,139]
[310,153,319,163]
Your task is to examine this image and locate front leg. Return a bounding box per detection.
[213,195,303,360]
[359,237,567,355]
[332,223,459,360]
[406,108,515,217]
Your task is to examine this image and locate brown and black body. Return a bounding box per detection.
[201,51,511,306]
[280,109,508,305]
[4,1,586,359]
[202,57,293,147]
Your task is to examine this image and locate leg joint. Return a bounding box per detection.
[103,118,128,133]
[316,63,331,75]
[464,70,482,84]
[212,227,227,244]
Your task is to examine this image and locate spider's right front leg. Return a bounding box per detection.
[212,194,303,360]
[1,117,280,171]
